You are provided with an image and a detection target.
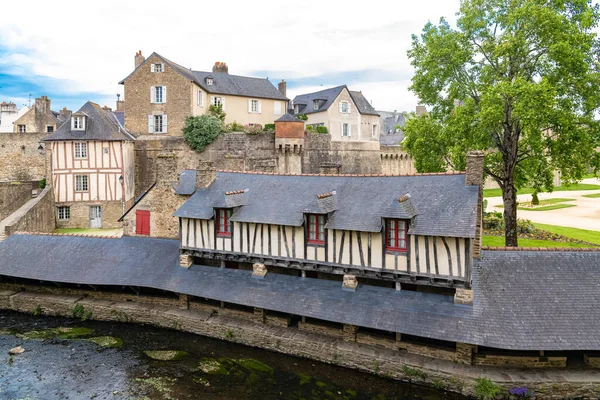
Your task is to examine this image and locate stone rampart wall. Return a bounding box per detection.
[0,182,33,222]
[0,133,47,182]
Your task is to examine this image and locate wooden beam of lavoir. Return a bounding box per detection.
[184,248,469,289]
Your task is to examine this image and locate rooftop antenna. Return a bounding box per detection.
[117,93,121,101]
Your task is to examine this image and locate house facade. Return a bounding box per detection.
[44,102,136,229]
[120,51,289,136]
[176,151,483,297]
[0,102,29,133]
[292,86,380,142]
[12,96,70,134]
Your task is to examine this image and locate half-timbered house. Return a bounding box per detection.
[176,151,484,297]
[45,102,136,229]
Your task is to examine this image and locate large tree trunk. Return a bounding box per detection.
[502,178,518,247]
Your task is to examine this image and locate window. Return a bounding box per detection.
[216,209,232,236]
[154,115,163,133]
[294,105,300,114]
[148,114,167,133]
[211,96,224,108]
[248,99,261,113]
[385,219,408,252]
[18,125,26,133]
[47,126,54,133]
[206,77,213,85]
[57,206,70,221]
[154,63,163,72]
[72,116,85,131]
[340,101,349,113]
[153,86,164,103]
[372,124,378,138]
[75,175,89,192]
[74,142,87,158]
[307,214,326,244]
[274,101,282,115]
[342,123,350,137]
[136,210,150,235]
[313,100,320,110]
[197,90,203,107]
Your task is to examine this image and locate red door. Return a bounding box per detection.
[136,210,150,235]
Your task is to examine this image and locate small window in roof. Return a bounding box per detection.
[313,100,319,110]
[205,76,213,85]
[72,116,85,131]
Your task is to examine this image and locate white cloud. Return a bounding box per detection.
[0,0,461,110]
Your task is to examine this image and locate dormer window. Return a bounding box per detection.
[313,100,320,110]
[294,105,300,114]
[385,219,408,252]
[71,116,85,131]
[205,77,213,85]
[216,208,232,237]
[307,214,326,245]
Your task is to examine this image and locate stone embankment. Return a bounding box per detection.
[0,286,598,399]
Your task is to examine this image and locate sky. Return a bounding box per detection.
[0,0,462,113]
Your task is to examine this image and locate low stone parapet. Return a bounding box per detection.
[474,354,567,368]
[584,354,600,367]
[298,320,344,338]
[356,332,397,350]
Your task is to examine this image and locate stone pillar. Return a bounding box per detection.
[252,263,267,278]
[180,254,192,268]
[465,150,484,260]
[456,343,473,364]
[134,50,145,69]
[178,294,189,310]
[454,288,474,305]
[253,307,265,324]
[343,324,357,342]
[342,274,358,291]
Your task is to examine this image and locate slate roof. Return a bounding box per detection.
[174,171,479,238]
[275,113,304,123]
[44,102,135,142]
[113,111,125,127]
[119,52,288,101]
[378,110,406,146]
[292,86,379,117]
[1,234,600,351]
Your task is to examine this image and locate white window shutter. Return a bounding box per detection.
[339,102,343,112]
[81,116,86,131]
[258,100,262,114]
[161,63,165,72]
[71,118,75,131]
[148,115,154,133]
[150,86,155,104]
[222,97,225,110]
[163,86,167,103]
[163,115,168,133]
[151,64,155,73]
[341,122,344,136]
[348,103,351,113]
[349,124,352,137]
[248,100,252,113]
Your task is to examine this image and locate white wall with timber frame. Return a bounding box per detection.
[179,217,471,282]
[51,141,135,203]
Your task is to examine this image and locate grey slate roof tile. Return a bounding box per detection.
[174,172,478,238]
[292,86,379,117]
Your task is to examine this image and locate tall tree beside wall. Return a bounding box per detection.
[404,0,600,246]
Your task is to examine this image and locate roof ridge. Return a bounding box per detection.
[294,85,346,99]
[13,231,120,239]
[482,246,600,252]
[192,70,270,80]
[216,170,466,177]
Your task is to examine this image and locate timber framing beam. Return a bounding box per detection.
[181,247,470,289]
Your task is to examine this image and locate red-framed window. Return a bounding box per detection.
[385,219,408,252]
[136,210,150,236]
[216,208,232,237]
[307,214,326,244]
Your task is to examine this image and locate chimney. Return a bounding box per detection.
[35,96,50,115]
[135,50,145,69]
[59,107,72,121]
[465,150,484,262]
[278,79,287,97]
[102,105,112,112]
[116,94,124,112]
[415,105,427,116]
[196,161,216,189]
[212,62,229,74]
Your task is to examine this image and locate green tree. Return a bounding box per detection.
[209,104,226,122]
[183,115,223,152]
[405,0,600,246]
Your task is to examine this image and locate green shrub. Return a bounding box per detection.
[223,121,245,133]
[243,124,263,134]
[401,365,427,379]
[516,219,535,234]
[306,125,314,131]
[474,377,501,399]
[483,211,504,231]
[263,124,275,131]
[183,115,223,152]
[39,178,46,189]
[531,191,540,206]
[297,114,308,121]
[316,126,328,134]
[209,104,226,122]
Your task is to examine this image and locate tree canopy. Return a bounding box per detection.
[404,0,600,246]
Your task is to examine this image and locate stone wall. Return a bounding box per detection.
[55,201,125,229]
[3,186,54,236]
[380,146,416,175]
[0,133,47,181]
[474,354,567,368]
[0,181,33,222]
[0,288,598,399]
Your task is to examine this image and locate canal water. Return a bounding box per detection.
[0,311,468,400]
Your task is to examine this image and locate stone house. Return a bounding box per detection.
[44,102,136,229]
[292,86,380,141]
[12,96,70,134]
[119,51,289,136]
[0,102,29,133]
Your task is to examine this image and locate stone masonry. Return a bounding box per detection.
[55,201,125,229]
[0,133,47,182]
[0,182,34,222]
[2,186,54,236]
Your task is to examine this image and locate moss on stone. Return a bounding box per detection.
[197,358,228,375]
[87,336,123,348]
[297,372,312,385]
[144,350,188,361]
[17,329,57,340]
[134,377,176,400]
[192,376,210,387]
[55,327,94,338]
[233,358,274,374]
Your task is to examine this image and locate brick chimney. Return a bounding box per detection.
[212,62,229,74]
[135,50,145,69]
[59,107,72,121]
[278,79,287,97]
[196,161,216,189]
[415,105,427,116]
[466,150,484,261]
[116,94,124,112]
[102,105,112,112]
[35,96,50,115]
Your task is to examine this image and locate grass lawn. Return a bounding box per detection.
[495,199,576,211]
[483,183,600,198]
[583,173,600,179]
[582,193,600,198]
[483,235,594,248]
[533,223,600,245]
[54,228,121,236]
